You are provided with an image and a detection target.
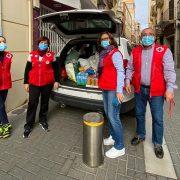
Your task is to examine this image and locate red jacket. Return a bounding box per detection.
[98,48,120,90]
[0,52,13,90]
[132,44,168,96]
[28,50,55,86]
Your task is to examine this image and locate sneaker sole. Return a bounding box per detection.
[104,142,115,146]
[105,150,125,159]
[39,124,48,131]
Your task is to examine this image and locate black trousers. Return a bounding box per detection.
[25,84,53,129]
[0,90,9,125]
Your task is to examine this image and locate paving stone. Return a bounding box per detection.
[156,176,168,180]
[72,156,97,174]
[84,173,96,180]
[38,158,56,169]
[127,156,135,170]
[106,163,117,180]
[96,168,107,180]
[136,158,145,172]
[8,166,37,180]
[60,159,74,175]
[174,165,180,179]
[68,168,86,180]
[147,174,157,180]
[116,174,133,180]
[117,160,127,175]
[169,153,180,165]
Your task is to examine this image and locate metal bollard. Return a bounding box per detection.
[83,112,104,167]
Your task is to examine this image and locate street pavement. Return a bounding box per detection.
[0,70,180,180]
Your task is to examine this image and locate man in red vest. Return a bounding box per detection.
[125,28,177,158]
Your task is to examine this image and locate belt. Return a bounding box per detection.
[141,84,150,88]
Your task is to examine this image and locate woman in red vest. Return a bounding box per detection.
[0,36,13,138]
[98,32,125,158]
[23,36,59,138]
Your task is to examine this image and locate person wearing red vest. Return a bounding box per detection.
[125,28,177,159]
[23,36,60,138]
[0,36,13,138]
[98,32,125,158]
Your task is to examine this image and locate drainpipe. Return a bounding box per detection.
[28,0,33,51]
[0,0,2,36]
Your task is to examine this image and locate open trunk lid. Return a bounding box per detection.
[37,9,121,39]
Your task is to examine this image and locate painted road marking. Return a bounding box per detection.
[144,105,177,179]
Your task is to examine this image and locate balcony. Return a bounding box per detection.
[178,0,180,20]
[156,0,164,8]
[151,4,157,17]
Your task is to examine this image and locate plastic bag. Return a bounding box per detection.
[65,63,76,82]
[78,58,90,70]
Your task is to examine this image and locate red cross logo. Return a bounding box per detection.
[156,47,164,52]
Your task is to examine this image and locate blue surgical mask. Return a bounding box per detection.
[141,36,155,46]
[38,43,48,51]
[101,40,110,48]
[0,42,7,52]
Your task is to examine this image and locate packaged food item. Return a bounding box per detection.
[65,63,76,82]
[76,72,88,86]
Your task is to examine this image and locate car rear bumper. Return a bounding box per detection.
[51,91,135,113]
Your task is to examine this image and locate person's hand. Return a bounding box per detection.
[117,93,123,103]
[54,82,60,90]
[126,84,132,94]
[24,84,29,92]
[165,90,174,102]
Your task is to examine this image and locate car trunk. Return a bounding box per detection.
[59,38,100,90]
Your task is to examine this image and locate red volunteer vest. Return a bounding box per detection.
[28,50,55,86]
[98,48,121,90]
[0,51,13,90]
[132,44,168,96]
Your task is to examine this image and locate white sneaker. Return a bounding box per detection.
[103,136,115,146]
[105,147,125,158]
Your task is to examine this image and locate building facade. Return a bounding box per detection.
[0,0,33,111]
[149,0,180,67]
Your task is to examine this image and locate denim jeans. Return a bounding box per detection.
[102,90,124,150]
[135,86,164,145]
[0,90,9,125]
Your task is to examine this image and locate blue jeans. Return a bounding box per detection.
[102,90,124,150]
[0,90,9,125]
[135,86,164,145]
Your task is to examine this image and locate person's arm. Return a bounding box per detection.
[112,52,125,94]
[125,54,134,85]
[163,48,177,93]
[52,60,60,83]
[24,55,32,84]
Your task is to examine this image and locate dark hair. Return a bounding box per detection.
[0,36,6,42]
[38,36,50,46]
[97,31,118,52]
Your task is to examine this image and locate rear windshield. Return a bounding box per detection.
[42,12,117,35]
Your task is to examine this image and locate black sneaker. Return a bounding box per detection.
[39,121,48,131]
[154,144,164,159]
[23,127,31,138]
[131,136,144,146]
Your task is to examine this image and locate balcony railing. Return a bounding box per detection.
[156,0,164,8]
[163,7,174,21]
[178,0,180,20]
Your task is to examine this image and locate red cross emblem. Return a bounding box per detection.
[156,47,164,52]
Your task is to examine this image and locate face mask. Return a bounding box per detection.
[101,40,110,48]
[0,42,7,52]
[141,36,155,46]
[38,43,48,51]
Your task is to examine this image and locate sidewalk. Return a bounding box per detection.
[0,70,179,180]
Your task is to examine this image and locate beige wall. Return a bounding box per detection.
[1,0,33,111]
